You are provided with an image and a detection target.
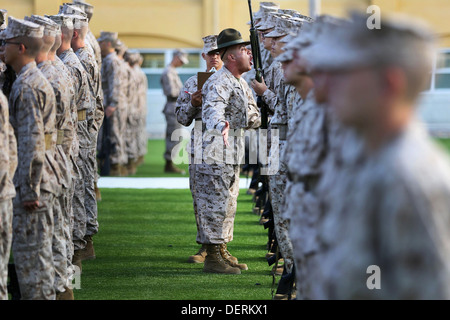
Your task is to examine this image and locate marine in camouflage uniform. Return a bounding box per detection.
[279,17,340,300]
[27,14,73,299]
[70,12,103,265]
[6,17,60,300]
[200,29,261,274]
[115,39,132,173]
[134,54,148,164]
[0,89,17,300]
[161,49,188,174]
[304,12,450,299]
[124,50,142,174]
[175,35,222,264]
[251,15,304,298]
[50,14,94,272]
[98,31,125,175]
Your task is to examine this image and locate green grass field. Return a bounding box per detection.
[74,140,275,300]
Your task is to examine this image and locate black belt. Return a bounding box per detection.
[287,172,320,192]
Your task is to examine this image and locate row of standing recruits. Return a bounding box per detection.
[176,1,450,301]
[0,0,147,300]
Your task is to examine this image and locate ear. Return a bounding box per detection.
[383,67,407,100]
[73,30,79,39]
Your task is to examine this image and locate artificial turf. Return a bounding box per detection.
[74,140,276,300]
[74,189,275,300]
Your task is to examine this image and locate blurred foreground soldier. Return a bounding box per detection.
[0,83,17,300]
[175,34,223,264]
[5,17,58,300]
[161,49,188,174]
[199,28,261,274]
[251,15,303,298]
[279,17,340,300]
[304,12,450,300]
[25,14,73,300]
[98,31,124,176]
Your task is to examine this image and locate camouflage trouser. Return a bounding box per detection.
[73,147,98,251]
[62,181,76,283]
[53,193,68,294]
[109,109,125,165]
[125,115,139,161]
[188,163,202,243]
[12,191,56,300]
[195,163,240,244]
[137,116,148,158]
[283,179,321,300]
[268,141,295,274]
[0,199,13,300]
[164,103,183,161]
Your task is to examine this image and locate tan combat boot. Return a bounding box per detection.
[56,286,74,300]
[203,244,241,274]
[79,235,96,261]
[94,181,101,201]
[220,244,248,271]
[110,163,120,176]
[188,245,207,263]
[164,160,185,174]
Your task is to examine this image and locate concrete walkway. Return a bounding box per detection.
[97,177,252,189]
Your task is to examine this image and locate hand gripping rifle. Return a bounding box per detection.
[248,0,268,129]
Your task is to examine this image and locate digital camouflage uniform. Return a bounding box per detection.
[37,59,72,295]
[58,47,94,251]
[161,64,184,162]
[134,61,148,160]
[176,75,202,241]
[9,61,60,300]
[314,121,450,299]
[51,56,77,281]
[282,90,328,299]
[0,90,17,300]
[135,62,148,160]
[101,51,124,166]
[199,66,261,245]
[75,43,103,249]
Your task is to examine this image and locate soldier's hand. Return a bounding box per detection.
[23,200,40,212]
[222,121,230,148]
[105,106,117,118]
[191,90,202,107]
[251,77,268,96]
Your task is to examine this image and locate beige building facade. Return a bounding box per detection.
[2,0,450,136]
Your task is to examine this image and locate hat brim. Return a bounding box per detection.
[180,56,189,64]
[217,39,251,51]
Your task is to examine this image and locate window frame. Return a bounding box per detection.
[135,48,206,90]
[427,48,450,92]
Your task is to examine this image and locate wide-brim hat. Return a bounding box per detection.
[217,28,250,51]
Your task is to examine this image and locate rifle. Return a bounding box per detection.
[248,0,268,129]
[248,0,270,228]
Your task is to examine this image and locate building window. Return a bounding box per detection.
[428,49,450,91]
[138,49,205,90]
